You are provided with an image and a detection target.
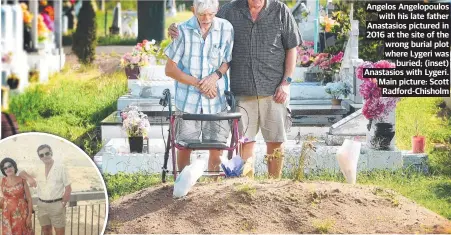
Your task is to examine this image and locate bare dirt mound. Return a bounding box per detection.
[106,178,451,234]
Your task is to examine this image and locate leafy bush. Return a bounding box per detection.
[72,1,97,64]
[396,98,451,175]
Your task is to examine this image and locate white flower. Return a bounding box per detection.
[144,42,151,51]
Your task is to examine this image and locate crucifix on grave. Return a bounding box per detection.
[338,2,364,105]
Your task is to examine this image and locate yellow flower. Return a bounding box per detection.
[322,16,337,33]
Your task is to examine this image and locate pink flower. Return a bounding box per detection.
[355,61,374,81]
[307,48,315,56]
[303,41,315,47]
[313,53,328,66]
[135,45,143,52]
[331,51,343,64]
[362,98,385,120]
[373,60,395,69]
[41,13,53,31]
[301,55,310,64]
[130,55,140,64]
[319,60,330,70]
[359,80,381,100]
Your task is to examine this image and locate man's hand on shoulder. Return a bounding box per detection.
[168,23,179,39]
[27,177,37,188]
[18,170,37,188]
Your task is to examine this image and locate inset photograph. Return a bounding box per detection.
[0,133,108,235]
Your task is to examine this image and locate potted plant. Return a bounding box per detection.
[325,81,350,105]
[121,106,151,153]
[21,3,34,51]
[412,118,425,153]
[120,51,149,80]
[7,73,20,90]
[264,148,284,179]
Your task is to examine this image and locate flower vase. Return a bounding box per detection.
[412,136,425,153]
[320,71,334,85]
[128,136,143,153]
[331,98,342,105]
[125,65,140,80]
[366,109,396,150]
[23,26,33,51]
[7,78,19,90]
[366,122,395,150]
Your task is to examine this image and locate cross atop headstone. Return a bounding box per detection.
[338,4,363,104]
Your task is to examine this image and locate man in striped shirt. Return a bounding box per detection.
[164,0,234,173]
[169,0,302,178]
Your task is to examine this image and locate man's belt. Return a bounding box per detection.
[39,198,63,203]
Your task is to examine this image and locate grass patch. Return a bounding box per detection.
[312,218,335,234]
[396,97,451,175]
[235,183,256,196]
[92,10,193,46]
[97,35,137,46]
[103,172,166,201]
[8,65,127,156]
[305,170,451,220]
[96,11,115,38]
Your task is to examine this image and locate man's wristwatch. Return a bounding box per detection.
[283,77,292,84]
[214,70,223,79]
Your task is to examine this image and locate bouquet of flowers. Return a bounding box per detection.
[325,81,351,99]
[43,5,54,21]
[41,12,54,32]
[121,106,150,137]
[313,51,344,83]
[37,14,50,42]
[320,16,340,33]
[134,39,158,56]
[121,39,167,69]
[296,41,316,67]
[120,51,149,69]
[356,60,400,122]
[21,3,33,27]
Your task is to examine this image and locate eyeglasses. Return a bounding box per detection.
[39,151,52,158]
[2,164,13,171]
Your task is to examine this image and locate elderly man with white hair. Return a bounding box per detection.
[164,0,234,173]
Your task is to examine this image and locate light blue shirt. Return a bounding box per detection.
[164,16,234,114]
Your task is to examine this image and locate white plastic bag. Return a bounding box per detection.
[173,157,207,198]
[336,139,361,184]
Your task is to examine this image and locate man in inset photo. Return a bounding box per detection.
[20,144,72,235]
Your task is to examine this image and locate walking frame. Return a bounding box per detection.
[159,89,242,182]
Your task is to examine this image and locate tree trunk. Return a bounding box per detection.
[137,1,165,42]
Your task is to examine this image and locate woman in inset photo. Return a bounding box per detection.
[0,157,33,235]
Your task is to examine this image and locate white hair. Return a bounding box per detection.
[193,0,219,14]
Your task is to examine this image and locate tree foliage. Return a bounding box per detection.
[72,1,97,65]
